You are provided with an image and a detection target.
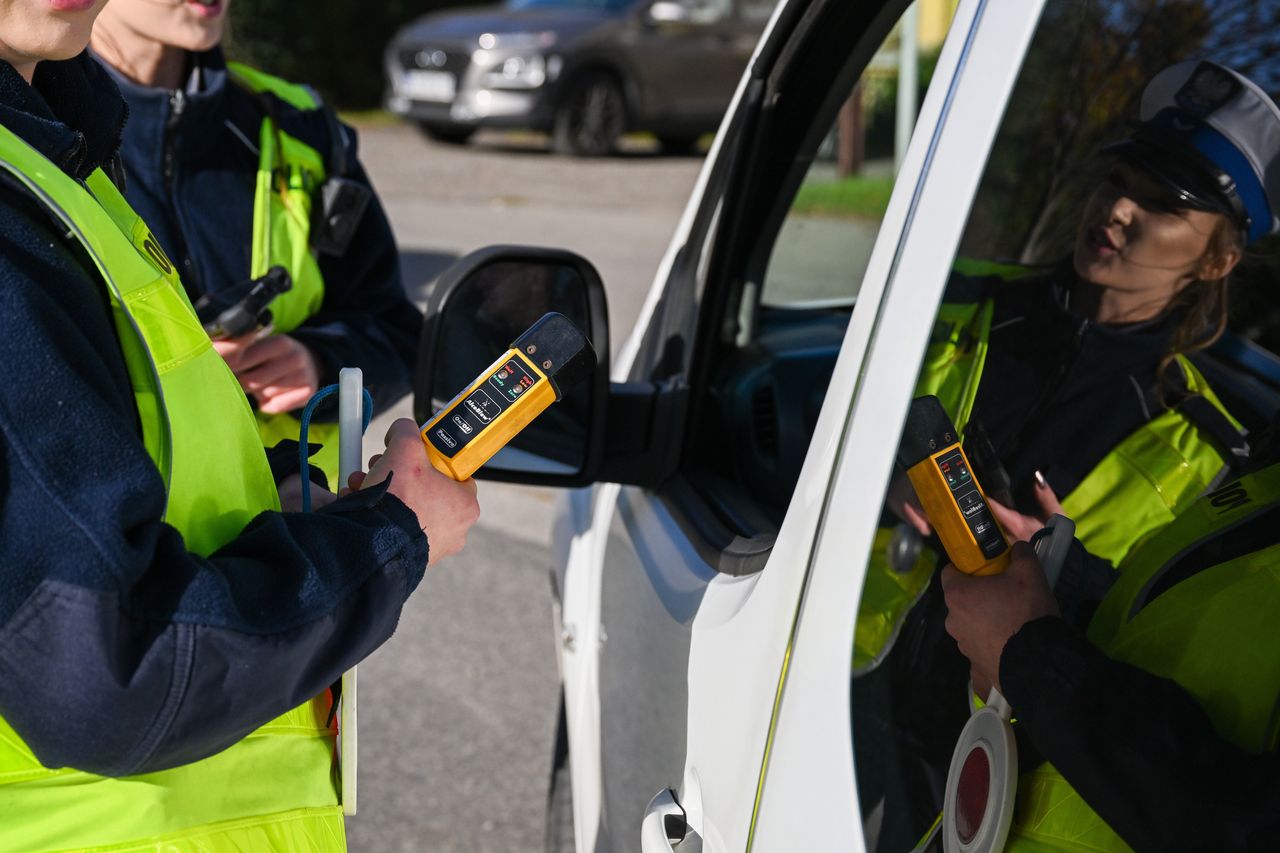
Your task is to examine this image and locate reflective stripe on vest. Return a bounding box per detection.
[1004,464,1280,852]
[852,284,1240,674]
[0,126,342,853]
[226,61,340,482]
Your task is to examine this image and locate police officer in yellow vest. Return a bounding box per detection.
[937,61,1280,852]
[943,451,1280,851]
[90,0,421,485]
[0,3,479,851]
[853,59,1273,677]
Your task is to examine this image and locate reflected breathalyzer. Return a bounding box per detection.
[420,312,595,481]
[897,395,1010,576]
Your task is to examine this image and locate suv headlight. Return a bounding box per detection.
[476,51,547,89]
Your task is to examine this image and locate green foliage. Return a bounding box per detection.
[863,48,941,159]
[792,175,895,220]
[227,0,486,110]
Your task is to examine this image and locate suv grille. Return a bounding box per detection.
[397,46,471,76]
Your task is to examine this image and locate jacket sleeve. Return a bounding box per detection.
[0,190,428,778]
[1000,616,1280,853]
[286,122,422,413]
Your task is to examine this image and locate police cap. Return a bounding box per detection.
[1107,60,1280,245]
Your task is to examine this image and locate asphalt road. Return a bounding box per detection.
[345,127,704,852]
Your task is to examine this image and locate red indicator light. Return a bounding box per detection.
[941,462,951,472]
[955,745,990,844]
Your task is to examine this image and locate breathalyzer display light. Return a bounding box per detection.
[420,312,595,480]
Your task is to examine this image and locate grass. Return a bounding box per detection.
[791,174,895,219]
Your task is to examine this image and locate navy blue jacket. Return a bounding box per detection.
[0,53,428,778]
[102,47,420,411]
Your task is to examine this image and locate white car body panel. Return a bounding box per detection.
[553,2,790,847]
[751,1,1047,849]
[555,0,1056,850]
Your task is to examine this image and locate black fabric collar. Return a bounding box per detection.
[99,47,231,163]
[0,53,127,181]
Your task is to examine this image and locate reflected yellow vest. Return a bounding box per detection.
[1005,464,1280,851]
[0,127,343,851]
[226,62,338,481]
[853,276,1242,674]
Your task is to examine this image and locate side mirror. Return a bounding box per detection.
[415,246,610,487]
[646,0,691,24]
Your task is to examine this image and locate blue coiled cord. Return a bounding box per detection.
[297,383,374,512]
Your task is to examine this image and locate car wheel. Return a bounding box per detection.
[545,694,576,853]
[552,72,625,157]
[656,134,703,155]
[418,123,476,146]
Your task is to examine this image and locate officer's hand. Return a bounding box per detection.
[278,472,336,512]
[941,541,1059,693]
[212,332,320,414]
[887,471,932,536]
[359,418,480,565]
[987,470,1063,543]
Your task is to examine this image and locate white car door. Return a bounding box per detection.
[554,1,1034,850]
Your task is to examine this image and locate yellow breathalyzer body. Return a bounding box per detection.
[420,312,595,481]
[898,395,1011,576]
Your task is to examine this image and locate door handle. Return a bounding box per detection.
[641,788,687,851]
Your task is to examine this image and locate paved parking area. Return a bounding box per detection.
[345,126,703,851]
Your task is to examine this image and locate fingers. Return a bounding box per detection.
[1033,470,1064,518]
[987,497,1025,540]
[901,499,933,536]
[383,417,421,446]
[211,333,258,371]
[346,471,368,492]
[258,384,317,414]
[233,334,294,373]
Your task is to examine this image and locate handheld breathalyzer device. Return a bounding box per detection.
[897,395,1011,575]
[420,312,596,481]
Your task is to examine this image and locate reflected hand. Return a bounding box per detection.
[213,332,321,414]
[941,541,1060,693]
[887,471,932,536]
[988,470,1063,543]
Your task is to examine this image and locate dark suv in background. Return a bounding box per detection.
[384,0,772,156]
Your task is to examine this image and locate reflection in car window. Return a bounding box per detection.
[507,0,636,11]
[851,2,1280,851]
[760,20,945,307]
[676,6,954,536]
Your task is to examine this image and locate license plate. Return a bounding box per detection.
[399,69,456,103]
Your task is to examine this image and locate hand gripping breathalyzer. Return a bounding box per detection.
[897,396,1078,853]
[897,395,1011,576]
[420,312,596,481]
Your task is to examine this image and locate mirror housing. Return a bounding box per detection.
[415,246,610,487]
[416,246,687,490]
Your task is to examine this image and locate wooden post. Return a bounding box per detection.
[837,80,865,178]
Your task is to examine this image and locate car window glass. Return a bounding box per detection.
[759,20,942,308]
[682,0,732,24]
[676,4,956,545]
[850,3,1280,852]
[735,0,775,24]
